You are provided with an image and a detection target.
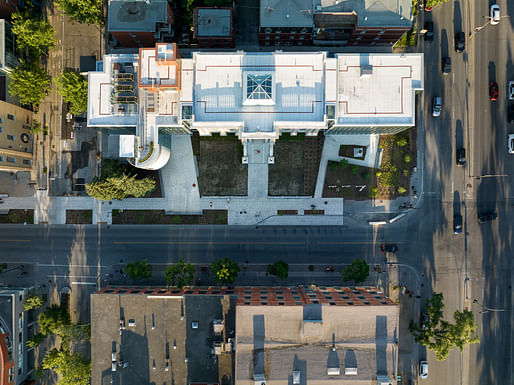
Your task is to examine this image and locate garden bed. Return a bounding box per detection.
[66,210,92,224]
[111,209,228,225]
[0,209,34,224]
[323,160,376,200]
[277,210,298,215]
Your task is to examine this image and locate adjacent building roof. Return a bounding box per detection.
[235,302,399,385]
[91,291,237,385]
[260,0,314,28]
[316,0,412,28]
[195,7,232,37]
[108,0,169,32]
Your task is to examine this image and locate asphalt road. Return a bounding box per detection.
[420,1,513,385]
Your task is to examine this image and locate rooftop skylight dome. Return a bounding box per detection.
[243,72,275,105]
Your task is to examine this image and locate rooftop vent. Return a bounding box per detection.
[128,319,136,327]
[345,367,358,375]
[293,371,300,384]
[327,366,341,376]
[360,65,373,78]
[191,321,199,329]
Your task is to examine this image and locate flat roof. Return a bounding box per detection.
[192,51,325,133]
[108,0,168,32]
[330,53,423,127]
[260,0,314,28]
[91,293,236,385]
[196,8,232,37]
[316,0,412,28]
[235,304,399,385]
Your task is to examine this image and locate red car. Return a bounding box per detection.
[489,82,499,101]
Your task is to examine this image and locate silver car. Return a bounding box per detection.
[508,81,514,100]
[508,134,514,154]
[419,361,429,379]
[432,96,442,117]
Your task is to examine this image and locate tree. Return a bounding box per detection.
[59,323,91,349]
[342,259,370,284]
[38,304,71,336]
[30,119,44,134]
[424,0,449,10]
[125,259,152,281]
[164,260,195,288]
[410,292,479,361]
[210,257,239,285]
[266,260,288,280]
[86,173,156,201]
[8,61,51,106]
[24,293,45,311]
[56,71,88,115]
[26,332,45,348]
[42,349,91,385]
[11,12,56,57]
[55,0,103,25]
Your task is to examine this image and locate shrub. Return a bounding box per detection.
[361,170,371,179]
[369,187,378,198]
[375,171,382,177]
[404,153,412,163]
[398,186,407,194]
[308,265,314,271]
[396,137,408,147]
[351,164,359,175]
[266,261,289,280]
[339,159,350,169]
[125,259,152,281]
[172,215,181,224]
[403,169,409,176]
[330,162,338,170]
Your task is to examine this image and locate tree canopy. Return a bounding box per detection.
[210,257,239,285]
[125,259,152,281]
[57,71,88,115]
[266,260,289,280]
[11,12,56,56]
[38,304,71,336]
[8,61,51,106]
[24,293,45,311]
[342,259,370,284]
[410,292,479,361]
[164,260,195,288]
[55,0,103,25]
[42,349,91,385]
[86,173,156,201]
[425,0,448,9]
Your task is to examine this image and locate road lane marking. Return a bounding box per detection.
[0,239,31,242]
[112,241,387,245]
[48,275,98,278]
[39,264,108,268]
[72,282,96,286]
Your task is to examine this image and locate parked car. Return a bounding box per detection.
[419,361,429,379]
[380,244,398,253]
[489,81,499,101]
[420,311,430,330]
[432,96,442,117]
[456,148,466,166]
[455,32,465,52]
[442,57,451,75]
[508,81,514,100]
[478,210,497,224]
[508,103,514,124]
[508,134,514,154]
[424,22,434,42]
[490,4,500,25]
[453,214,463,234]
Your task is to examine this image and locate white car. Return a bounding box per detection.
[490,4,500,25]
[508,81,514,100]
[419,361,429,379]
[432,96,442,117]
[508,134,514,154]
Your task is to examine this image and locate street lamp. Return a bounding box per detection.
[469,16,510,39]
[471,174,508,180]
[472,299,505,314]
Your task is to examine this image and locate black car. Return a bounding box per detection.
[380,244,398,253]
[508,103,514,124]
[424,22,434,42]
[478,211,497,224]
[456,148,466,166]
[455,32,465,52]
[420,311,430,330]
[442,57,451,75]
[453,214,463,234]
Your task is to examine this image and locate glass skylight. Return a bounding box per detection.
[246,74,273,100]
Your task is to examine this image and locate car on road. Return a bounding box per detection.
[442,57,451,75]
[424,22,434,42]
[455,32,465,52]
[508,103,514,124]
[508,134,514,154]
[490,4,500,25]
[432,96,442,117]
[456,148,466,166]
[419,361,429,379]
[478,210,497,224]
[489,81,499,101]
[454,214,463,234]
[420,311,430,330]
[381,244,398,253]
[508,81,514,100]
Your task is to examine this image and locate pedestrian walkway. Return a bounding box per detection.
[247,140,269,198]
